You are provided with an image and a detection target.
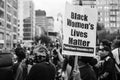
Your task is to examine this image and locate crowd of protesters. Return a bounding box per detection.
[0,35,120,80]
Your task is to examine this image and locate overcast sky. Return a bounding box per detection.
[33,0,71,18]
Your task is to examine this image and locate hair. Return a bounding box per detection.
[15,47,26,62]
[102,46,114,59]
[103,46,111,52]
[101,39,111,49]
[112,40,120,49]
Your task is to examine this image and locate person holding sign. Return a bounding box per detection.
[61,56,82,80]
[63,1,98,80]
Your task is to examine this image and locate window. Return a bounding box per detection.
[7,5,11,14]
[98,1,103,5]
[91,5,95,8]
[110,11,116,15]
[18,24,20,27]
[7,14,11,22]
[23,24,31,27]
[7,0,12,4]
[13,35,17,39]
[113,23,116,27]
[110,23,116,27]
[98,6,102,9]
[105,23,109,27]
[23,18,31,23]
[18,33,19,36]
[6,34,10,40]
[104,6,109,10]
[111,6,118,10]
[117,24,120,27]
[13,9,17,17]
[13,27,17,32]
[105,12,109,16]
[117,17,120,21]
[0,0,4,9]
[13,18,17,25]
[23,33,31,36]
[0,10,4,19]
[98,17,100,21]
[98,12,102,16]
[7,23,11,29]
[98,17,103,22]
[105,17,109,22]
[110,17,116,21]
[23,28,31,32]
[105,1,109,4]
[6,34,11,48]
[0,20,4,27]
[98,12,100,15]
[0,44,4,49]
[18,29,20,31]
[13,0,18,9]
[117,11,120,15]
[23,37,31,40]
[48,32,57,36]
[0,32,4,40]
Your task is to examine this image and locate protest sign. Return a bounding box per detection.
[63,2,97,57]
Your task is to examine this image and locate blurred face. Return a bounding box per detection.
[37,49,47,57]
[111,43,116,50]
[98,49,109,58]
[36,50,47,62]
[99,42,104,49]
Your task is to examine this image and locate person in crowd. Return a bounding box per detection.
[12,45,27,80]
[111,40,120,80]
[97,46,117,80]
[27,35,56,80]
[78,56,98,80]
[99,39,111,50]
[62,55,97,80]
[52,44,64,66]
[0,52,14,80]
[51,43,64,80]
[27,45,56,80]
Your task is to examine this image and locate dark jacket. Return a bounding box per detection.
[0,53,14,80]
[27,62,56,80]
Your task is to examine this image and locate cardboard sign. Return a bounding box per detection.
[63,2,97,57]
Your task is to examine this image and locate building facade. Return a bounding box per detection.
[18,0,35,47]
[46,16,56,41]
[46,16,54,32]
[72,0,96,8]
[35,10,47,36]
[82,0,96,8]
[0,0,18,50]
[97,0,120,32]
